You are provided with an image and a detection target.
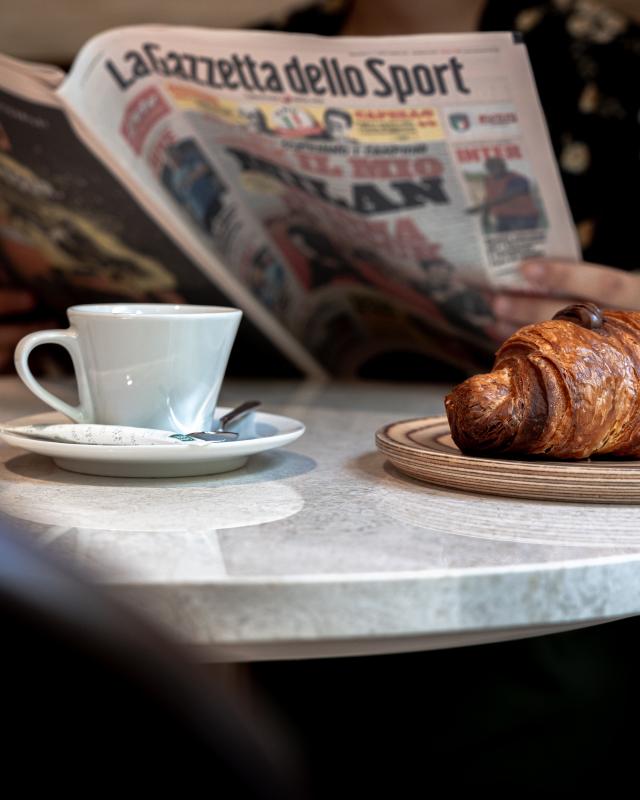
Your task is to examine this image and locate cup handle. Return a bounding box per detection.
[14,328,94,423]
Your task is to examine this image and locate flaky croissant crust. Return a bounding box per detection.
[445,308,640,459]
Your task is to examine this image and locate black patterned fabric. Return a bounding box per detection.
[482,0,640,270]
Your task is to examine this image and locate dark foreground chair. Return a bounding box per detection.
[0,519,305,797]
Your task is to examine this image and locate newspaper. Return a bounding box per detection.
[0,26,580,377]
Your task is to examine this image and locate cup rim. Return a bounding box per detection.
[68,303,242,320]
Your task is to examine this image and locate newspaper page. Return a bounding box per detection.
[0,55,231,312]
[58,27,580,376]
[0,53,302,377]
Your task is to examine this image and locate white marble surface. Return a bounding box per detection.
[1,375,640,661]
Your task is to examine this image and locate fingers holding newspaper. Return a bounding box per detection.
[487,259,640,344]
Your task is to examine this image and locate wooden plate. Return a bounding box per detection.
[375,416,640,504]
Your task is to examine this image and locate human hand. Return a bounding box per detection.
[488,259,640,343]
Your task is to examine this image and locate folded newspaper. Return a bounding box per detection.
[0,26,580,377]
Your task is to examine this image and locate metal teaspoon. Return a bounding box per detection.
[185,400,261,442]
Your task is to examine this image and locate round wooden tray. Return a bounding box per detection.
[375,416,640,504]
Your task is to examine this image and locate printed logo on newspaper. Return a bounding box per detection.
[449,113,471,132]
[445,104,520,140]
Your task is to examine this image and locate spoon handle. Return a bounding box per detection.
[219,400,261,430]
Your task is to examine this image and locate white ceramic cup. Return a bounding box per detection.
[14,303,242,433]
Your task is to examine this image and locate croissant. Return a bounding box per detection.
[445,303,640,460]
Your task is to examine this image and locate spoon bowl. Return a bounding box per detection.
[185,401,261,442]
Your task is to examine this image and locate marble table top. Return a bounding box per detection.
[1,375,640,661]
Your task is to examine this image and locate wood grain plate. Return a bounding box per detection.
[375,416,640,504]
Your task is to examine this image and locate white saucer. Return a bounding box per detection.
[0,408,305,478]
